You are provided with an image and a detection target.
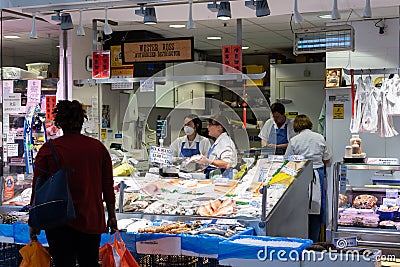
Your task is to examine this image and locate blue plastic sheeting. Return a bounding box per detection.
[218,235,313,261]
[181,227,255,257]
[13,222,48,245]
[0,224,13,237]
[181,234,224,257]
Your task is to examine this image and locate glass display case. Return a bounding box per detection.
[115,158,313,238]
[328,162,400,256]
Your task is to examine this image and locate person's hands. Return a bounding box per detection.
[267,143,277,149]
[195,155,212,166]
[29,227,40,241]
[107,217,118,234]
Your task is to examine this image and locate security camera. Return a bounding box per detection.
[376,19,385,34]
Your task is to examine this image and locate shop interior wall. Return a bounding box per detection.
[325,18,400,224]
[270,62,326,130]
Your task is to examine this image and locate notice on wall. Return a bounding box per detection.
[1,80,14,95]
[92,50,110,79]
[122,37,194,63]
[7,143,18,157]
[333,103,344,119]
[149,146,173,165]
[46,95,57,121]
[222,45,242,74]
[3,93,22,113]
[26,80,42,110]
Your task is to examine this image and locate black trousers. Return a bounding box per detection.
[45,226,101,267]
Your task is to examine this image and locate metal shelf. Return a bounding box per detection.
[73,73,266,86]
[344,163,400,171]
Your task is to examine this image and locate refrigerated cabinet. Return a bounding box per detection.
[328,161,400,256]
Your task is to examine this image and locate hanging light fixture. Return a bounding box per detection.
[60,13,74,30]
[135,3,145,16]
[256,0,270,17]
[76,9,85,36]
[293,0,303,23]
[30,12,37,39]
[363,0,372,18]
[187,0,196,29]
[103,7,113,35]
[144,6,157,24]
[217,1,231,20]
[331,0,341,20]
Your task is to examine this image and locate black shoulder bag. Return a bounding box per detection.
[28,140,76,229]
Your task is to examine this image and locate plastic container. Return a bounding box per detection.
[26,63,50,77]
[344,146,352,158]
[377,210,395,221]
[350,134,362,153]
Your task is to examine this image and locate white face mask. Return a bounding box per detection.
[184,126,195,136]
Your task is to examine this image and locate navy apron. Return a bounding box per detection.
[204,144,233,179]
[267,124,288,155]
[180,141,200,157]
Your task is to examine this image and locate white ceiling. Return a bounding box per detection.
[1,0,400,67]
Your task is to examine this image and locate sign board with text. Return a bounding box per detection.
[122,37,194,64]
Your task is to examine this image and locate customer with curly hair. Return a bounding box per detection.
[30,100,117,267]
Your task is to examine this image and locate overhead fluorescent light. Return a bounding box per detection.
[294,25,354,55]
[207,36,222,40]
[56,45,60,48]
[3,35,21,39]
[169,24,186,28]
[318,14,332,19]
[242,46,249,50]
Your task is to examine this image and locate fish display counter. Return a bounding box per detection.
[114,158,314,238]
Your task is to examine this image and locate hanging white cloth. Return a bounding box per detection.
[386,74,400,116]
[361,76,379,133]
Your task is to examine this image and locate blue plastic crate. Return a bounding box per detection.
[218,235,312,261]
[0,224,14,243]
[181,228,255,258]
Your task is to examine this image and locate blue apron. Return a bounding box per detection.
[267,124,288,155]
[180,141,200,157]
[204,144,233,179]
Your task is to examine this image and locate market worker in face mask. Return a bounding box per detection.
[195,115,238,179]
[170,114,211,158]
[258,102,296,155]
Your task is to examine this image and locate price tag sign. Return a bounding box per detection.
[156,120,167,139]
[288,155,305,162]
[367,158,399,165]
[214,177,229,186]
[149,146,173,165]
[216,219,238,225]
[281,166,298,176]
[268,155,285,162]
[386,189,398,199]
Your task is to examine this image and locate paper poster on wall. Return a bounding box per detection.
[1,80,14,96]
[92,50,110,79]
[6,132,15,144]
[102,105,111,128]
[45,95,57,121]
[3,93,22,113]
[7,143,18,157]
[26,80,41,110]
[333,103,344,119]
[222,45,242,74]
[140,79,154,92]
[101,128,107,139]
